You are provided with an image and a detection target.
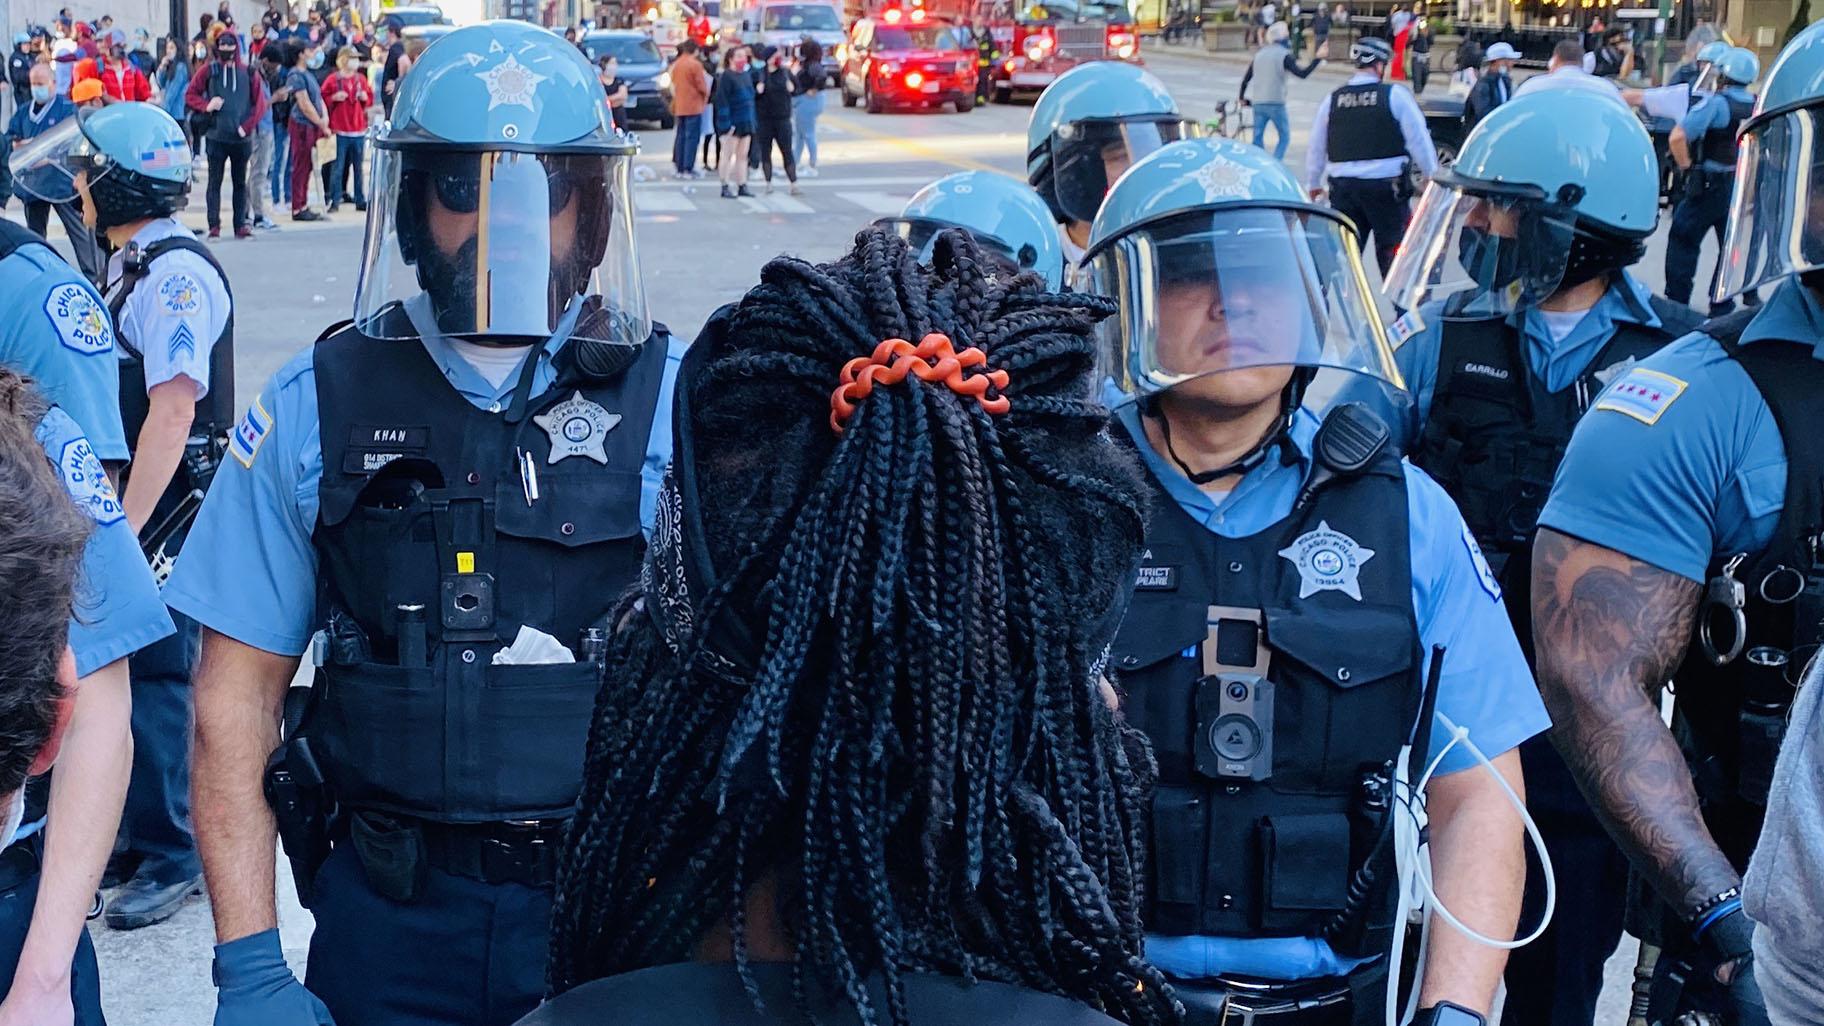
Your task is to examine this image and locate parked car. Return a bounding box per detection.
[383,3,453,26]
[400,23,458,59]
[840,9,978,113]
[582,30,676,128]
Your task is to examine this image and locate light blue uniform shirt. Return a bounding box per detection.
[1304,71,1439,191]
[1682,85,1756,174]
[1116,404,1549,981]
[163,320,685,657]
[1390,271,1665,438]
[1540,277,1824,582]
[0,240,128,461]
[35,407,176,676]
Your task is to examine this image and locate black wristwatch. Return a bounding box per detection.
[1415,1002,1488,1026]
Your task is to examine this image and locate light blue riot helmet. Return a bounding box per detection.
[1690,39,1734,93]
[1026,61,1192,226]
[12,31,29,45]
[1717,21,1824,300]
[353,19,650,347]
[1713,46,1760,86]
[8,102,191,230]
[1085,136,1399,417]
[876,172,1065,289]
[1384,90,1658,318]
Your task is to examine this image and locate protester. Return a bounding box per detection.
[185,30,269,238]
[1240,20,1324,160]
[245,62,278,231]
[6,62,105,282]
[1451,37,1482,95]
[281,40,328,221]
[714,45,756,198]
[598,54,629,132]
[1464,40,1515,128]
[751,46,798,194]
[375,16,406,117]
[69,77,102,110]
[322,45,370,213]
[536,225,1176,1026]
[98,40,150,103]
[792,39,825,177]
[258,43,290,220]
[1515,37,1620,97]
[669,40,710,177]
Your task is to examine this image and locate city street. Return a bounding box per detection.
[7,42,1685,1023]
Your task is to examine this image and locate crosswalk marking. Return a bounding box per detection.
[835,191,912,215]
[739,193,814,214]
[636,190,700,212]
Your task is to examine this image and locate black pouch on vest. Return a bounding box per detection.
[350,811,427,903]
[1256,812,1352,934]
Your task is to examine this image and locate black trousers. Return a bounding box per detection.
[1498,734,1630,1026]
[206,135,252,232]
[1666,172,1752,317]
[752,116,797,183]
[118,613,202,885]
[22,199,106,284]
[1328,176,1409,276]
[305,843,550,1026]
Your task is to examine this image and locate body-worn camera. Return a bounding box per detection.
[1194,606,1274,781]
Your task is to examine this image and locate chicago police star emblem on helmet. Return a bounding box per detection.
[1278,521,1374,600]
[534,392,621,464]
[477,53,548,110]
[1193,155,1257,201]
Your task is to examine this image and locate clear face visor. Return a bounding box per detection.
[1383,179,1579,319]
[354,147,651,346]
[6,116,105,204]
[1692,61,1726,97]
[1716,107,1824,301]
[1050,118,1194,224]
[878,216,1036,275]
[1089,207,1404,414]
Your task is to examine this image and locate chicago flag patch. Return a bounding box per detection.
[1594,367,1688,425]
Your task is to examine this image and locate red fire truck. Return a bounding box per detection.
[847,0,1138,102]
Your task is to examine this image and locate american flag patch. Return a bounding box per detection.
[138,140,184,171]
[1594,367,1689,426]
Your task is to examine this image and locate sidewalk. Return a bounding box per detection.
[1146,35,1363,80]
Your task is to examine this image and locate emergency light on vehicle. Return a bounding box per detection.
[1107,26,1136,58]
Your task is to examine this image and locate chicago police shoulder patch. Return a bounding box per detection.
[57,435,125,526]
[42,282,113,356]
[156,271,203,315]
[1594,367,1688,425]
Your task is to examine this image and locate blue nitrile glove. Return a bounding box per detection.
[212,928,338,1026]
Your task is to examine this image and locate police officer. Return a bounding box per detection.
[1305,35,1438,275]
[1379,91,1699,1026]
[13,102,234,930]
[1026,61,1193,291]
[0,142,174,1026]
[1666,46,1760,317]
[1531,22,1824,1026]
[1086,135,1547,1026]
[161,22,682,1026]
[1622,39,1728,124]
[876,170,1066,289]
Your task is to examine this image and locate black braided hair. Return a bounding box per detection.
[547,227,1179,1026]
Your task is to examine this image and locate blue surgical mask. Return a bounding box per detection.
[30,84,51,102]
[307,48,324,68]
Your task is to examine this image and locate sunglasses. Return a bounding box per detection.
[411,162,601,216]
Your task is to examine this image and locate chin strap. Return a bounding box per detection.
[1148,386,1300,486]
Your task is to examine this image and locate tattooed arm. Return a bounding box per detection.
[1531,527,1740,912]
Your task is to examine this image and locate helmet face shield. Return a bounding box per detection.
[1089,207,1402,412]
[1050,118,1192,224]
[878,217,1034,277]
[355,146,650,345]
[1716,107,1824,301]
[1384,179,1578,318]
[6,116,101,204]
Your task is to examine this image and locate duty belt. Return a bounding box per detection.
[420,818,567,887]
[1173,971,1368,1026]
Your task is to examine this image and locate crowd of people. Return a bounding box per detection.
[3,11,1824,1026]
[657,37,828,192]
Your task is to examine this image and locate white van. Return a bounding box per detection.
[736,0,847,63]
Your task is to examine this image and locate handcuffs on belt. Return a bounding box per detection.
[1700,552,1812,666]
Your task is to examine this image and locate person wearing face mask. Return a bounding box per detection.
[1026,61,1194,291]
[7,63,105,283]
[713,45,757,199]
[99,42,151,103]
[1086,134,1544,1026]
[281,41,330,222]
[1380,90,1699,1026]
[161,21,683,1026]
[184,31,270,238]
[323,46,371,214]
[11,100,236,935]
[0,121,177,1026]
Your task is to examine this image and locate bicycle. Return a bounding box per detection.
[1205,99,1254,141]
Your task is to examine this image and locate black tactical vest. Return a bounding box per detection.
[1412,296,1698,613]
[107,234,238,452]
[1325,82,1404,164]
[304,321,668,823]
[1110,430,1420,955]
[1668,310,1824,873]
[0,218,49,263]
[1697,94,1754,169]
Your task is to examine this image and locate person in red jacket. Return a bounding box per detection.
[321,45,372,212]
[99,41,152,102]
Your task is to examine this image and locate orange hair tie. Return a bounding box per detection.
[829,333,1011,434]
